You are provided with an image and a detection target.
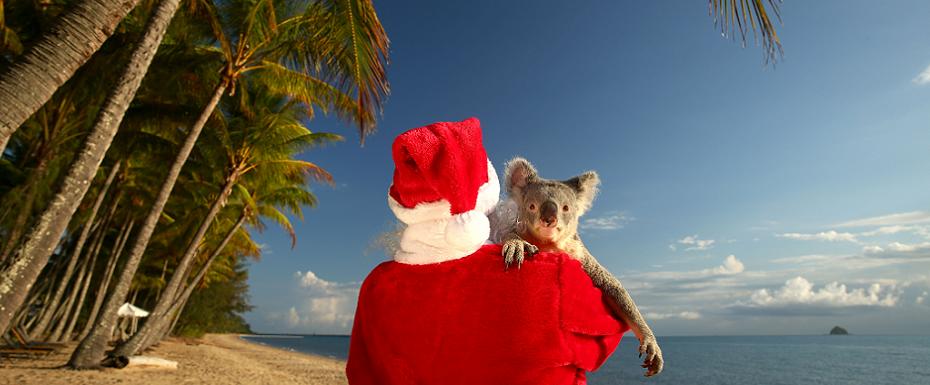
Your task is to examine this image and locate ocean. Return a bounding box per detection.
[240,334,930,385]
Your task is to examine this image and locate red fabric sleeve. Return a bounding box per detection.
[559,257,628,371]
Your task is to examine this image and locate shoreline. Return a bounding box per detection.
[0,334,348,385]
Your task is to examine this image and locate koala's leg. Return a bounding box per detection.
[577,245,664,377]
[500,232,538,270]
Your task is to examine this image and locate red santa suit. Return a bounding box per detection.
[346,118,628,385]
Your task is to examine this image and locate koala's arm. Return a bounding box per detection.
[576,243,663,376]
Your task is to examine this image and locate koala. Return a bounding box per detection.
[494,157,664,377]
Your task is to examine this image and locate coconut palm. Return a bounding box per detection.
[112,83,340,356]
[69,0,389,367]
[26,162,121,339]
[0,0,186,337]
[167,175,318,338]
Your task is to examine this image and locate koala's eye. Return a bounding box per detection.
[529,203,536,211]
[562,205,570,212]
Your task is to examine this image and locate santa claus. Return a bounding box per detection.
[346,117,628,385]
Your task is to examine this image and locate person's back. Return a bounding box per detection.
[347,245,626,385]
[346,118,627,384]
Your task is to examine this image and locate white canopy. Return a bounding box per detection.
[118,303,150,318]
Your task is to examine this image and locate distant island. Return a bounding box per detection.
[829,326,849,335]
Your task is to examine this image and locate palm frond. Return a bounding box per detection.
[195,0,235,62]
[252,60,373,124]
[318,0,390,141]
[256,204,296,247]
[709,0,783,64]
[250,159,332,184]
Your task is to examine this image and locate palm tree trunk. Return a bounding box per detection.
[78,219,134,341]
[173,211,247,333]
[60,214,110,342]
[32,243,92,340]
[46,254,90,341]
[47,201,116,342]
[18,271,56,334]
[70,63,228,375]
[0,0,141,147]
[0,151,52,263]
[27,162,120,337]
[28,253,77,339]
[0,0,179,339]
[138,208,246,350]
[113,171,240,356]
[153,258,169,303]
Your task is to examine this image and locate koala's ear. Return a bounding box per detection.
[564,171,600,214]
[503,157,538,198]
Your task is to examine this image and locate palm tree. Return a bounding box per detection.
[167,174,318,337]
[113,84,340,356]
[0,95,92,263]
[69,0,389,368]
[0,0,184,337]
[26,162,120,338]
[0,0,143,152]
[164,152,321,339]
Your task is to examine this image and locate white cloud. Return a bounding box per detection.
[834,211,930,228]
[674,235,715,251]
[771,254,835,265]
[913,64,930,85]
[768,249,930,271]
[777,231,859,243]
[712,255,745,274]
[917,291,928,305]
[746,276,899,308]
[298,270,335,290]
[287,307,300,327]
[580,212,632,231]
[636,255,745,281]
[886,242,930,253]
[645,311,702,320]
[862,245,884,254]
[858,225,930,240]
[287,270,361,334]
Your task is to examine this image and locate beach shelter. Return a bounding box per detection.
[116,303,150,339]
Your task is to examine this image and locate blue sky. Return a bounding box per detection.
[242,0,930,336]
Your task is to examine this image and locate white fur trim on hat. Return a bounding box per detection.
[388,161,500,265]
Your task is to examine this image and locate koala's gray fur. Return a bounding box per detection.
[493,157,664,377]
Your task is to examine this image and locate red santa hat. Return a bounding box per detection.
[388,117,500,264]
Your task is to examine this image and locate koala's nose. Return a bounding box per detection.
[540,201,558,227]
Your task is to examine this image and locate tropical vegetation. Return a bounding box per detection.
[0,0,388,369]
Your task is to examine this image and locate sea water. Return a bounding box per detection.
[241,334,930,385]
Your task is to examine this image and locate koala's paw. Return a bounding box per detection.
[638,336,664,377]
[502,239,538,270]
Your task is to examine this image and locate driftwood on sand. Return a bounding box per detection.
[104,354,178,369]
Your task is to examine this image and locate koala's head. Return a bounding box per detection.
[504,157,600,244]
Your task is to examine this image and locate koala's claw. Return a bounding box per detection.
[638,336,664,377]
[502,239,538,270]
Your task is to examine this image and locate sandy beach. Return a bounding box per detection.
[0,334,348,385]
